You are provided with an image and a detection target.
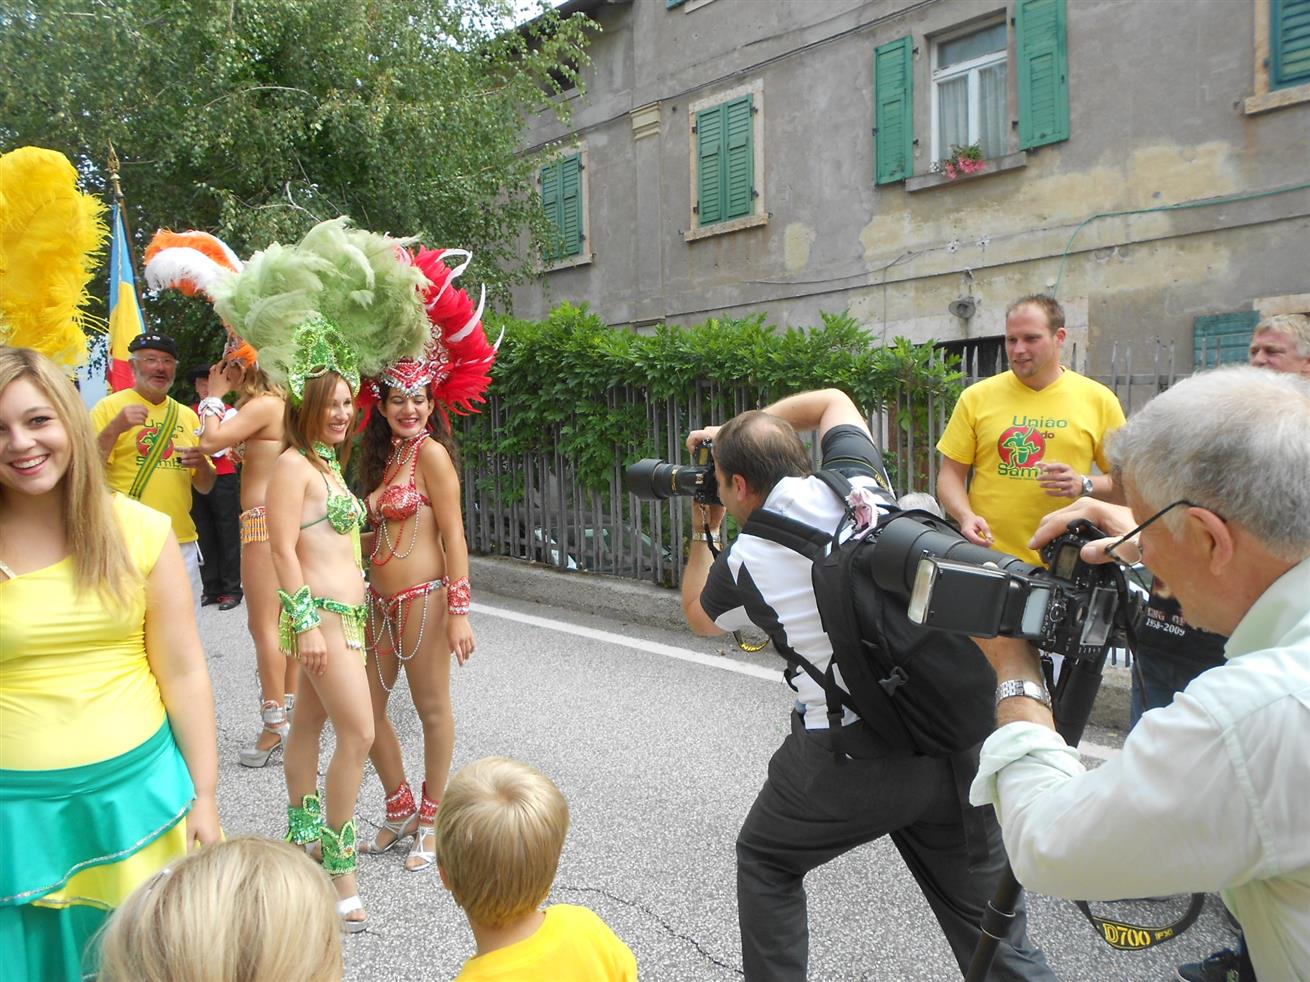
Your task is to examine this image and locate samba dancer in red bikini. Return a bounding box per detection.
[357,248,497,871]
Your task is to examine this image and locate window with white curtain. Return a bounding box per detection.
[931,21,1008,166]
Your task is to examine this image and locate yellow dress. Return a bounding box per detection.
[0,494,193,982]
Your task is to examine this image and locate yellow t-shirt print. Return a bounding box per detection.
[998,424,1048,472]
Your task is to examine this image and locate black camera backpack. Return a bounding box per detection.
[741,470,997,758]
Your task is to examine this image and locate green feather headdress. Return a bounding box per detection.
[211,217,429,401]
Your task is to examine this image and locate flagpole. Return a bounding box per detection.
[103,142,150,393]
[106,142,146,310]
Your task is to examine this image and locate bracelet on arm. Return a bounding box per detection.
[277,586,322,635]
[446,576,471,616]
[197,396,227,421]
[691,528,721,542]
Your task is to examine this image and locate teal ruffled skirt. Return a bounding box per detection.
[0,722,194,981]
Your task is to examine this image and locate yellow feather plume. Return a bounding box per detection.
[0,146,109,368]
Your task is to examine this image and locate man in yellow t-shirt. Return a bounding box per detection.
[91,333,215,617]
[936,295,1125,566]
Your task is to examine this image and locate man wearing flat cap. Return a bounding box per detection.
[91,333,215,617]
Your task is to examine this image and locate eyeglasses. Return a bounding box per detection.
[135,355,176,369]
[1103,499,1202,566]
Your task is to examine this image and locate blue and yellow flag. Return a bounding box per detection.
[107,201,146,391]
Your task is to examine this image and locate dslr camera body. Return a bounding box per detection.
[872,516,1136,661]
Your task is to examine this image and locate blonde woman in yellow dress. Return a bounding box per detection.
[0,147,219,981]
[145,231,296,767]
[0,346,221,981]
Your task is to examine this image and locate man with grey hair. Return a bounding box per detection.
[91,333,216,618]
[1248,312,1310,377]
[970,366,1310,981]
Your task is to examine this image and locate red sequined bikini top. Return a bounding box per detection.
[369,482,431,524]
[369,434,433,524]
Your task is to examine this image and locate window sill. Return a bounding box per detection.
[542,251,592,273]
[684,211,769,242]
[1244,81,1310,115]
[905,152,1028,193]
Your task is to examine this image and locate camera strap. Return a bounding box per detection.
[1072,895,1206,951]
[702,520,771,654]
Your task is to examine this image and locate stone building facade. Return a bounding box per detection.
[512,0,1310,369]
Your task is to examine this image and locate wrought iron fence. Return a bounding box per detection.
[462,338,1200,589]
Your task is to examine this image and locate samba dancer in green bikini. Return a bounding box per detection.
[265,319,373,931]
[212,218,433,935]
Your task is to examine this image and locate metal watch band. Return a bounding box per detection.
[995,678,1052,709]
[1080,476,1095,496]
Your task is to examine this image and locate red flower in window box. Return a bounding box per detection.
[941,144,986,180]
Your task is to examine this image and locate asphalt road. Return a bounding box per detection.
[199,585,1238,981]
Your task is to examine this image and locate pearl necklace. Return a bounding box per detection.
[369,433,427,567]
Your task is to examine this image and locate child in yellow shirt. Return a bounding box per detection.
[437,757,638,982]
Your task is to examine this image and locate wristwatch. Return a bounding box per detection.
[1079,475,1095,497]
[995,678,1052,709]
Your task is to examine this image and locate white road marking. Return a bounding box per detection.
[474,602,1125,760]
[474,602,780,681]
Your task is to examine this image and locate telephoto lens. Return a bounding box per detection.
[624,459,699,500]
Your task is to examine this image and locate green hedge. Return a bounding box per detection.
[462,303,962,495]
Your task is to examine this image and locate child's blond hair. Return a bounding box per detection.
[437,757,570,927]
[97,837,342,982]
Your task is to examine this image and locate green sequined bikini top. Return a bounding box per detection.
[299,443,365,535]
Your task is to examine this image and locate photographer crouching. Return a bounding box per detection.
[971,366,1310,982]
[676,389,1054,982]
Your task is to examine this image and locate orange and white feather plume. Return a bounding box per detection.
[144,229,256,367]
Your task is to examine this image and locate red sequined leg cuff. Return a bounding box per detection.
[419,781,440,823]
[385,780,417,822]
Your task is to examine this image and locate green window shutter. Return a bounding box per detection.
[696,103,725,225]
[724,95,754,220]
[874,37,913,185]
[1193,311,1259,368]
[667,0,685,7]
[540,160,562,262]
[1016,0,1070,150]
[1273,0,1310,89]
[559,154,582,257]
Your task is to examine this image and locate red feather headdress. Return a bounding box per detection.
[359,247,500,425]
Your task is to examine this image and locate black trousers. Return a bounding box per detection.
[191,473,241,597]
[736,712,1055,982]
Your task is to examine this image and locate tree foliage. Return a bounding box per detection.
[464,304,964,495]
[1,0,594,370]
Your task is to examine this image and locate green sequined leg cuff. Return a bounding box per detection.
[287,792,324,846]
[321,819,359,877]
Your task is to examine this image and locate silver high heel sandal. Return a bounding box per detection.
[238,701,290,768]
[359,780,419,855]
